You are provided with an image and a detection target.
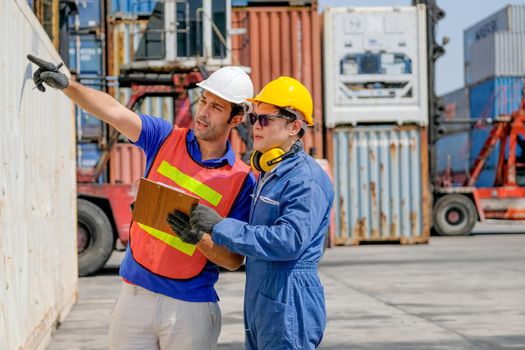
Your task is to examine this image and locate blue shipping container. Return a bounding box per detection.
[69,35,103,75]
[110,0,157,15]
[436,132,470,174]
[469,128,503,169]
[476,168,496,187]
[332,126,429,244]
[469,77,524,169]
[76,85,104,139]
[469,77,524,118]
[69,0,101,29]
[77,143,101,168]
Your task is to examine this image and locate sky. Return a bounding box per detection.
[318,0,525,96]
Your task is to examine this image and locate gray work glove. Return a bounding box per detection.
[167,210,204,245]
[189,204,223,234]
[27,54,69,92]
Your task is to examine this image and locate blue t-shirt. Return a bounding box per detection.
[119,114,255,302]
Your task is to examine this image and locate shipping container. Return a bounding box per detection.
[69,0,102,29]
[332,126,430,245]
[441,87,470,120]
[110,0,157,16]
[0,1,77,348]
[77,142,102,168]
[466,32,525,85]
[468,78,524,171]
[436,133,470,175]
[469,128,500,170]
[323,5,428,127]
[106,17,148,77]
[464,5,525,67]
[231,6,324,157]
[232,0,314,6]
[112,0,232,71]
[469,77,524,118]
[109,143,146,184]
[476,168,498,187]
[75,84,105,140]
[69,34,104,75]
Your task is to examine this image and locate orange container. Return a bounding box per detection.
[232,6,324,158]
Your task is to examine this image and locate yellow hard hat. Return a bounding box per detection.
[247,76,314,126]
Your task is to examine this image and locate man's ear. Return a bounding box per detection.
[288,119,303,136]
[229,113,244,128]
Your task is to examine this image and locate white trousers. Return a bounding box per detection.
[108,282,221,350]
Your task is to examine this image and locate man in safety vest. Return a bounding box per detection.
[27,55,256,349]
[169,77,334,349]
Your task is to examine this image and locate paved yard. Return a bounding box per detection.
[48,232,525,349]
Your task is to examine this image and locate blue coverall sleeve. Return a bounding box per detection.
[212,179,329,261]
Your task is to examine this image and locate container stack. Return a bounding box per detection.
[230,0,324,161]
[463,5,525,186]
[68,0,107,174]
[323,5,431,245]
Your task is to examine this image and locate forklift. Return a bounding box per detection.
[433,91,525,236]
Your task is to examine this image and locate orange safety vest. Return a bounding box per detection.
[130,127,250,279]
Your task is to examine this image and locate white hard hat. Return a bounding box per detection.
[196,66,254,105]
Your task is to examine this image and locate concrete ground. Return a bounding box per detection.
[48,230,525,350]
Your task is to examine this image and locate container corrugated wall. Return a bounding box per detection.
[464,5,525,67]
[109,144,146,184]
[470,77,525,118]
[232,7,324,157]
[442,87,470,119]
[69,0,102,29]
[110,0,157,16]
[466,32,525,85]
[0,1,77,348]
[332,126,430,245]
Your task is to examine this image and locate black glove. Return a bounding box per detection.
[167,210,204,245]
[189,204,223,234]
[27,54,69,92]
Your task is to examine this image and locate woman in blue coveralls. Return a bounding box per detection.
[168,77,334,349]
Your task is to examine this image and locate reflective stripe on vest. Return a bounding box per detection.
[137,223,196,256]
[157,161,222,207]
[130,127,250,279]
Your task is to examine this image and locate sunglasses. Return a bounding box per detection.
[247,112,293,127]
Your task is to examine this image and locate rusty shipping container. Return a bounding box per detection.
[232,6,324,158]
[332,126,430,245]
[0,1,78,348]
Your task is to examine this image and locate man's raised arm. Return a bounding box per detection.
[27,54,142,142]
